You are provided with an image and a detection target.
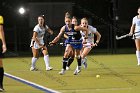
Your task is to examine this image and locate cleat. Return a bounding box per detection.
[73,66,81,75]
[138,64,140,66]
[73,69,81,75]
[77,69,81,73]
[66,66,70,70]
[59,69,65,75]
[0,88,4,92]
[46,67,53,71]
[30,67,38,71]
[73,70,78,75]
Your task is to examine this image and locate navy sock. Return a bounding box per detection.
[0,67,4,88]
[77,57,81,66]
[63,58,68,70]
[67,57,74,67]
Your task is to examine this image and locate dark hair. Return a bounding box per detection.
[138,7,140,9]
[65,12,71,19]
[38,15,46,28]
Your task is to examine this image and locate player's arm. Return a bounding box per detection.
[94,31,101,44]
[47,28,53,35]
[64,34,69,39]
[129,24,135,35]
[50,26,65,44]
[32,32,42,46]
[0,16,7,53]
[75,26,88,38]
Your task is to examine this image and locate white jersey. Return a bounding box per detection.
[81,25,97,43]
[33,24,49,39]
[132,16,140,39]
[30,24,49,49]
[81,25,97,48]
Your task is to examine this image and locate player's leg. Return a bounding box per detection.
[74,49,82,75]
[59,45,72,75]
[135,39,140,65]
[81,47,92,68]
[66,49,74,70]
[0,40,4,91]
[30,47,39,71]
[0,59,4,92]
[42,47,53,71]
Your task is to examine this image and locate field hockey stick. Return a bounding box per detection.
[116,34,131,40]
[49,42,82,46]
[116,31,140,40]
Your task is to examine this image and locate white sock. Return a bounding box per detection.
[136,51,140,65]
[82,57,87,63]
[81,58,85,63]
[31,57,38,68]
[44,55,50,69]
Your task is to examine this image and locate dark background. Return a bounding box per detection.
[0,0,139,56]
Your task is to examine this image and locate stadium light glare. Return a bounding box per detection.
[18,7,26,15]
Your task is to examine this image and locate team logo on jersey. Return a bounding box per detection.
[65,32,77,35]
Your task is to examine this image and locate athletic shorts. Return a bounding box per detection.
[30,39,44,49]
[71,43,83,50]
[64,39,69,47]
[83,42,93,49]
[133,31,140,39]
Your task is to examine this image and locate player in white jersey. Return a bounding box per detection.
[129,7,140,66]
[80,18,101,68]
[30,15,53,71]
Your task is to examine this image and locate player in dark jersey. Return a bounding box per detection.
[0,15,7,92]
[50,12,88,75]
[64,16,78,70]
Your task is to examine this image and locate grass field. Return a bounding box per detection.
[3,54,140,93]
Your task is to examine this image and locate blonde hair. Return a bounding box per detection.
[81,17,88,22]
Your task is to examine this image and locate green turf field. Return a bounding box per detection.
[3,54,140,93]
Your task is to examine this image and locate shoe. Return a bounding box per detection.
[30,67,38,71]
[73,66,81,75]
[66,66,70,70]
[0,88,4,92]
[46,67,53,71]
[138,63,140,66]
[59,69,65,75]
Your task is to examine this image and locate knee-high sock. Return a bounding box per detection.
[44,55,50,69]
[63,58,69,70]
[81,58,85,63]
[31,57,38,68]
[0,67,4,88]
[81,57,87,63]
[77,56,81,67]
[136,51,140,65]
[67,57,74,67]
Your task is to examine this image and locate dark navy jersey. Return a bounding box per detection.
[64,24,81,41]
[64,24,83,49]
